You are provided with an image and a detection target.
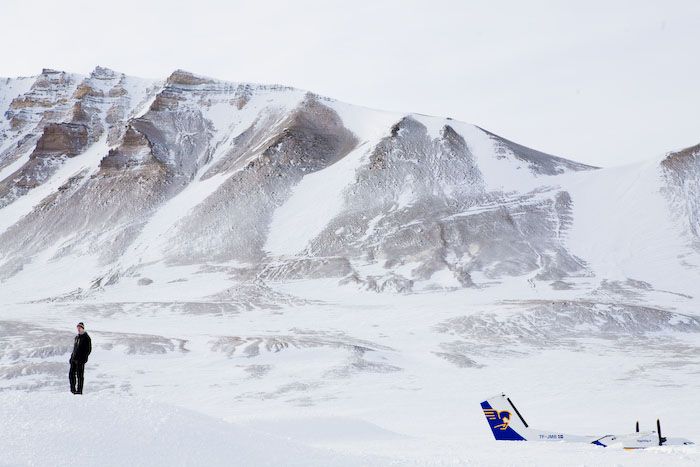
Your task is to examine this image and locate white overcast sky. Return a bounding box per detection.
[2,0,698,166]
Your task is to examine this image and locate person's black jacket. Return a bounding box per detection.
[70,332,92,364]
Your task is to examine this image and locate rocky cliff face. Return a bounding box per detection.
[662,143,700,250]
[0,67,698,301]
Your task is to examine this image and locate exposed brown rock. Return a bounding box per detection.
[108,85,128,97]
[661,143,700,171]
[149,93,181,112]
[100,126,160,170]
[166,69,213,86]
[71,101,91,124]
[73,83,103,99]
[32,123,89,157]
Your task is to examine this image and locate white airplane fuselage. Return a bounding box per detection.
[481,394,694,449]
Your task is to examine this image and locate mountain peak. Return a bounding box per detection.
[89,66,121,79]
[166,69,215,86]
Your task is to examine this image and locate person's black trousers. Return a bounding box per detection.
[69,361,85,394]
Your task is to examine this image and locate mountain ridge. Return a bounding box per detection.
[0,66,698,302]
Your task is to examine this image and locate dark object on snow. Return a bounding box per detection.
[69,361,85,394]
[69,331,91,394]
[70,332,91,363]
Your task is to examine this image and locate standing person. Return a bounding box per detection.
[69,322,92,395]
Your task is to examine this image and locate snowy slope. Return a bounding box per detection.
[1,392,697,467]
[0,392,386,467]
[1,295,698,466]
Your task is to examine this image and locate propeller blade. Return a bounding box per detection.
[657,419,667,446]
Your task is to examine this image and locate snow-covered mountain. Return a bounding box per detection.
[1,67,697,300]
[1,67,699,466]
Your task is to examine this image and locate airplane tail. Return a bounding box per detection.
[481,393,529,441]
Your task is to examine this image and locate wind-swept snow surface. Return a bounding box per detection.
[3,393,695,467]
[0,67,699,466]
[1,297,698,466]
[0,393,386,467]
